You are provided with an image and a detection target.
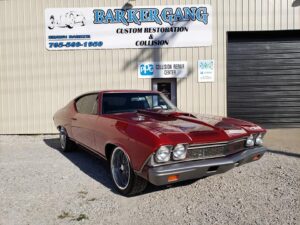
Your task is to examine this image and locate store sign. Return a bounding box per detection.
[138,62,187,78]
[198,60,214,82]
[45,5,212,50]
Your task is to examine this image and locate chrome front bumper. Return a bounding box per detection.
[147,147,267,186]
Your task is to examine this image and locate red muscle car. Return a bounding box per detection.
[53,90,267,196]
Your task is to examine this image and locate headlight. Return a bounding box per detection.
[255,133,264,146]
[155,146,171,163]
[173,144,187,160]
[246,134,255,147]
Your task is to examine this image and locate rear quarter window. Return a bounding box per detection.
[75,94,98,115]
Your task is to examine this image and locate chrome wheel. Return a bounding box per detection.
[111,148,131,190]
[59,128,67,150]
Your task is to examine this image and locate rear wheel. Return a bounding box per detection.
[110,147,147,196]
[59,127,76,152]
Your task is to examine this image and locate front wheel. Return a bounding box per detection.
[110,147,147,196]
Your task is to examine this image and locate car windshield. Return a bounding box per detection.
[102,92,176,114]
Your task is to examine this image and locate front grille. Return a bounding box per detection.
[186,139,246,160]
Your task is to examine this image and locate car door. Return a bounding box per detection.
[71,94,99,150]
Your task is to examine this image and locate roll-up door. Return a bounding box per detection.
[227,31,300,128]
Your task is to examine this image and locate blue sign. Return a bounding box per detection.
[138,61,188,78]
[139,64,154,76]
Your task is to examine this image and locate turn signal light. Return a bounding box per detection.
[168,175,179,182]
[253,154,261,161]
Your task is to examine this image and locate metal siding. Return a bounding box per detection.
[0,3,4,133]
[0,0,300,134]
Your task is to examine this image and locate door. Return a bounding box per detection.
[227,31,300,128]
[72,94,99,149]
[152,78,177,106]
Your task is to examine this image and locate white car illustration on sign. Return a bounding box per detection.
[48,11,86,29]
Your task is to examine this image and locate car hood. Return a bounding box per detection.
[108,110,265,144]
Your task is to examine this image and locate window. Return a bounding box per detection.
[102,93,176,114]
[75,94,98,115]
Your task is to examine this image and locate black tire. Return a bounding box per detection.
[59,127,76,152]
[110,147,148,196]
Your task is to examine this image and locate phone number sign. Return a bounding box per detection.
[138,62,188,78]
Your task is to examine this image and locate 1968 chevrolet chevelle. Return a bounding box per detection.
[53,90,267,196]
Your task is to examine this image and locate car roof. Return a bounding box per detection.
[74,90,160,100]
[101,90,159,94]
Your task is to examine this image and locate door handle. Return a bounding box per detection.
[71,117,77,121]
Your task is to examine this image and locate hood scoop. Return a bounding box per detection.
[137,109,197,118]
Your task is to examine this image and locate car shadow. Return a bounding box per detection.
[43,137,199,196]
[267,149,300,158]
[43,137,116,193]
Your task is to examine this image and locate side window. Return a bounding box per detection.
[75,97,85,113]
[75,94,98,115]
[102,95,127,114]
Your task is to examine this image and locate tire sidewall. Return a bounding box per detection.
[110,147,135,195]
[59,127,72,152]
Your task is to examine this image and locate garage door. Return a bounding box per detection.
[227,31,300,128]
